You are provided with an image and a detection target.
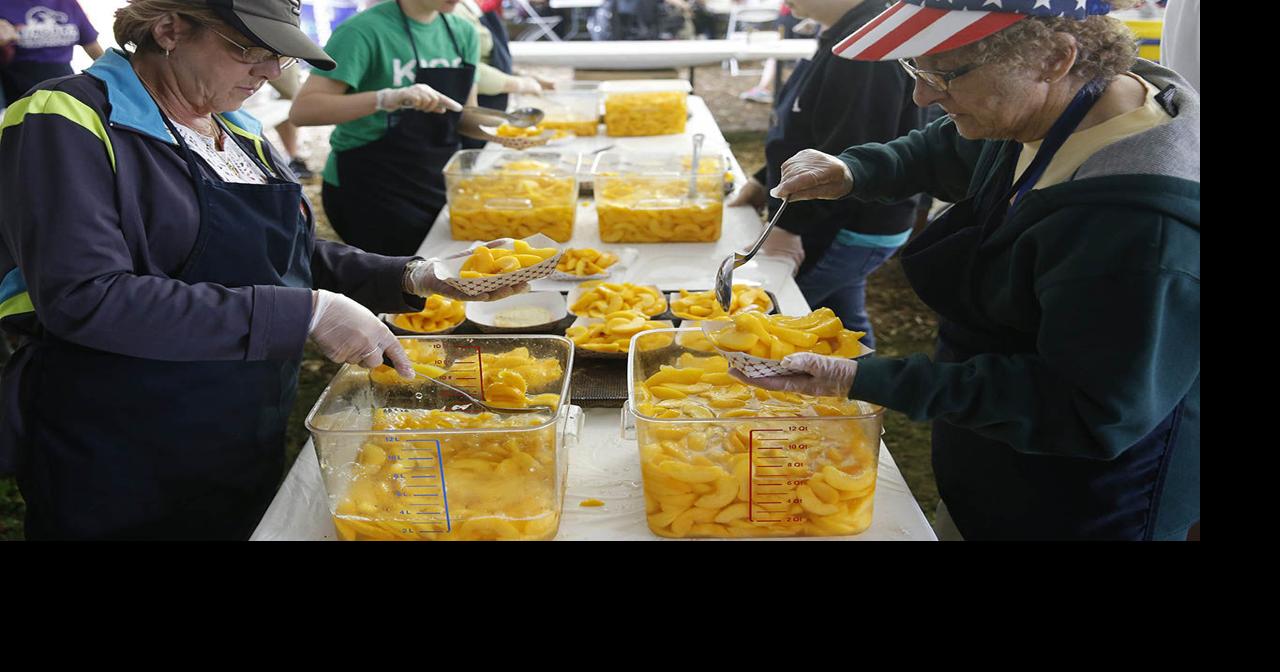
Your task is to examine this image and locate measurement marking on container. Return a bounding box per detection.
[390,438,450,530]
[750,428,811,524]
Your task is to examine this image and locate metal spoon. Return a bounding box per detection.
[463,105,545,128]
[687,133,705,200]
[377,356,552,415]
[714,198,789,313]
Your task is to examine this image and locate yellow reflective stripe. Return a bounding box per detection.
[0,90,116,172]
[0,291,34,320]
[219,115,277,178]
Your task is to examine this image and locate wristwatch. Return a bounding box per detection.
[402,259,429,294]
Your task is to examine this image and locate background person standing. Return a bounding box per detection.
[730,0,925,349]
[0,0,103,103]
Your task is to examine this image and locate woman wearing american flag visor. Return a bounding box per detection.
[738,0,1200,541]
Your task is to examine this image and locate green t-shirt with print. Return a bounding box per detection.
[316,3,480,186]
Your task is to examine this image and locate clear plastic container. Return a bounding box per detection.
[512,90,601,137]
[444,150,582,243]
[601,79,691,137]
[306,335,578,541]
[592,150,725,243]
[623,329,884,538]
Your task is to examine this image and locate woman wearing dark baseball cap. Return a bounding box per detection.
[0,0,522,539]
[741,0,1200,541]
[203,0,335,70]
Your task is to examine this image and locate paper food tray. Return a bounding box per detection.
[439,233,564,296]
[567,315,674,360]
[548,247,640,281]
[566,281,668,318]
[700,320,874,378]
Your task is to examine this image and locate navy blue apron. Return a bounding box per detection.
[899,80,1185,540]
[14,113,313,540]
[461,8,513,151]
[332,2,475,255]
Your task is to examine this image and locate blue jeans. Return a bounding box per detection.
[794,240,900,350]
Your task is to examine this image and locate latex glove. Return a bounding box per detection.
[726,177,767,211]
[757,227,805,277]
[309,289,413,377]
[376,84,464,114]
[505,75,544,95]
[729,352,859,398]
[770,149,854,202]
[530,74,557,91]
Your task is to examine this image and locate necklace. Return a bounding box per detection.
[135,70,223,147]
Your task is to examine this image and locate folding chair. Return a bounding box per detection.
[511,0,565,41]
[724,0,781,76]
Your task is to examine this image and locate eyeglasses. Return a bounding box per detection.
[898,58,983,93]
[207,25,296,70]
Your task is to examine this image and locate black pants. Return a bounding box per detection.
[1,61,73,103]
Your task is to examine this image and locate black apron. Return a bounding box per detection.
[762,56,840,272]
[332,3,475,256]
[13,115,313,540]
[899,81,1186,541]
[461,8,513,151]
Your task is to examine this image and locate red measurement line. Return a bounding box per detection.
[473,346,485,399]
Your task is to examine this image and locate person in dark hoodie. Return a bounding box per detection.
[742,0,1200,541]
[728,0,925,349]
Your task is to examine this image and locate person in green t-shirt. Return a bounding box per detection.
[291,0,504,256]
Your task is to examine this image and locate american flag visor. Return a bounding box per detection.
[832,0,1113,62]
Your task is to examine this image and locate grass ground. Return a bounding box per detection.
[0,63,941,539]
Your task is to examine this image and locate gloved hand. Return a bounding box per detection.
[505,75,544,95]
[376,83,464,114]
[770,149,854,202]
[728,352,859,398]
[309,290,413,377]
[757,227,805,277]
[726,177,767,211]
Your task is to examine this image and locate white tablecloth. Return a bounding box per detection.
[510,39,817,69]
[250,95,936,541]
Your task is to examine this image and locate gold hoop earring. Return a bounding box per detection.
[165,49,170,57]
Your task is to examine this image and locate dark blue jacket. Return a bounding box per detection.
[0,49,424,362]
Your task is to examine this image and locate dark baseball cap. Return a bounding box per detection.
[205,0,337,70]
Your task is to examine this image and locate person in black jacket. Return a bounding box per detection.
[728,0,924,348]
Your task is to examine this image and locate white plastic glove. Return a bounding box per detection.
[376,83,464,114]
[726,177,767,211]
[729,352,859,398]
[758,226,805,277]
[505,75,544,95]
[309,289,413,378]
[770,149,855,202]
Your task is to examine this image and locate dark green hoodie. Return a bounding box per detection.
[841,60,1199,540]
